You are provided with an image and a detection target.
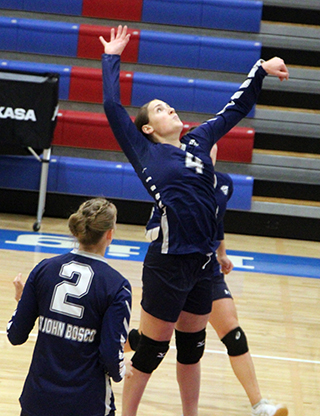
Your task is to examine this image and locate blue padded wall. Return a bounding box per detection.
[0,156,253,210]
[0,155,57,191]
[54,158,126,199]
[0,60,71,100]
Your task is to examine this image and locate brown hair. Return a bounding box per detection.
[134,100,156,142]
[68,198,117,246]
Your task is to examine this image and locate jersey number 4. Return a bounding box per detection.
[50,261,94,319]
[185,152,204,174]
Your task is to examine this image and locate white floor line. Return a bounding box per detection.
[2,331,319,365]
[170,345,320,365]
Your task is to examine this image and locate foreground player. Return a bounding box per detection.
[7,198,132,416]
[100,25,289,416]
[130,144,288,416]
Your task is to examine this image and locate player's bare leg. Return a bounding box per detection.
[122,309,175,416]
[175,311,210,416]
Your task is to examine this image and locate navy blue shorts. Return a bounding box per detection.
[141,247,214,322]
[211,257,233,301]
[212,270,233,301]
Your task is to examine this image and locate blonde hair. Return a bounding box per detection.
[68,198,117,246]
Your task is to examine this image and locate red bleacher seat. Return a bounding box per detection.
[217,126,255,163]
[53,111,254,163]
[53,110,122,151]
[77,25,140,62]
[82,0,143,21]
[68,67,133,105]
[181,123,254,162]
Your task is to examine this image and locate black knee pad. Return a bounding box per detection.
[221,326,249,356]
[128,328,141,351]
[131,333,170,374]
[175,328,206,365]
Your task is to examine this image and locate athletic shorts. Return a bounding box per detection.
[212,270,233,301]
[141,247,214,322]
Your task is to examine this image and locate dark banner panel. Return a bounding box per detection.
[0,71,59,150]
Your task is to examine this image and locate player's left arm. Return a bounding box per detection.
[7,270,39,345]
[99,281,132,382]
[216,240,233,275]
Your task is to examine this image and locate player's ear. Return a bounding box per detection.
[105,229,114,243]
[142,124,154,135]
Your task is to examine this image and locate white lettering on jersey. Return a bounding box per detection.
[220,185,229,195]
[50,261,94,319]
[39,316,65,337]
[38,314,98,342]
[185,152,204,174]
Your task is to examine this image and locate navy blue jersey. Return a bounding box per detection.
[102,54,266,255]
[7,249,132,416]
[146,172,233,250]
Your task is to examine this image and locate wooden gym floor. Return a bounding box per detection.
[0,213,319,416]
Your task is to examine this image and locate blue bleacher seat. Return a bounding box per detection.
[0,60,71,100]
[0,0,83,15]
[0,17,260,74]
[18,19,79,57]
[199,37,261,73]
[142,0,262,33]
[0,0,23,9]
[142,0,202,27]
[202,0,262,32]
[228,174,253,210]
[139,30,261,73]
[0,17,18,52]
[0,155,253,210]
[194,78,255,117]
[23,0,83,16]
[132,72,194,112]
[132,72,256,117]
[138,31,199,69]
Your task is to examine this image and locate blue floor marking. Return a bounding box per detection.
[1,229,319,279]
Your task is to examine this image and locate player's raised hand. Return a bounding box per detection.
[262,57,289,82]
[99,25,131,56]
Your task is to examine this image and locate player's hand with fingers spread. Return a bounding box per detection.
[13,273,25,302]
[99,24,131,56]
[262,57,289,81]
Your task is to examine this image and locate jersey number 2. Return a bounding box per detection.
[50,261,94,319]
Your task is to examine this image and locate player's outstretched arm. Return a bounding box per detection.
[99,25,131,56]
